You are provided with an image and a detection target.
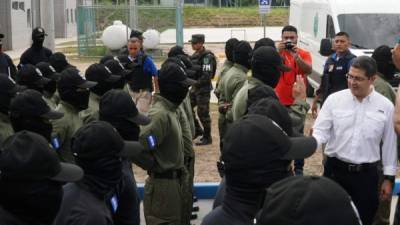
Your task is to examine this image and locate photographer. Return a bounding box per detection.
[276,25,312,176]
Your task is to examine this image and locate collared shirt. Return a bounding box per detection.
[312,89,397,175]
[128,53,158,77]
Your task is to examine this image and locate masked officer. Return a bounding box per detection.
[0,33,17,79]
[10,89,64,142]
[36,62,62,109]
[202,108,317,225]
[54,121,144,225]
[218,41,252,140]
[371,45,397,225]
[138,60,196,225]
[16,64,51,93]
[215,38,239,98]
[19,27,52,68]
[0,131,83,225]
[79,63,121,124]
[0,73,23,144]
[51,68,97,163]
[99,89,151,225]
[189,34,217,145]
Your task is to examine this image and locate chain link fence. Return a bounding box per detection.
[77,3,177,56]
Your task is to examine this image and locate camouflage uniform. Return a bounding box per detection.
[190,48,216,141]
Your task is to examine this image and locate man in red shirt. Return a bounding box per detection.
[276,25,312,175]
[276,25,312,106]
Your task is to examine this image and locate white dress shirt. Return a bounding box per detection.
[313,89,397,176]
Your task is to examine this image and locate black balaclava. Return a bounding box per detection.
[233,41,252,69]
[252,64,281,88]
[254,38,276,51]
[58,87,90,111]
[10,116,53,142]
[225,38,240,63]
[76,156,122,198]
[372,45,397,80]
[0,92,15,115]
[0,179,63,225]
[168,45,186,58]
[90,81,113,97]
[100,116,140,141]
[32,29,45,50]
[43,80,57,98]
[160,82,189,105]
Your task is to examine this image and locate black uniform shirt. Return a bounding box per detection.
[0,52,17,78]
[19,46,52,67]
[0,206,26,225]
[54,183,114,225]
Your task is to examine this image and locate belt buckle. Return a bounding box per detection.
[348,164,362,172]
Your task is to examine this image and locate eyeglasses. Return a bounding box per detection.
[346,73,368,82]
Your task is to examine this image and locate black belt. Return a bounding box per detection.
[327,157,378,173]
[148,170,182,179]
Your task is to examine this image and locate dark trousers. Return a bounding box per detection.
[190,91,211,138]
[324,157,379,225]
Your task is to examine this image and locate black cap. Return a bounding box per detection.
[32,27,47,39]
[71,121,144,159]
[10,89,64,119]
[104,58,131,77]
[256,176,362,225]
[36,62,61,81]
[254,37,276,50]
[159,61,196,86]
[17,64,51,87]
[372,45,392,62]
[130,29,144,40]
[189,34,205,44]
[0,73,23,96]
[49,52,71,73]
[59,68,97,89]
[252,46,291,72]
[168,45,186,57]
[222,114,317,170]
[100,90,150,125]
[85,63,121,83]
[0,131,83,182]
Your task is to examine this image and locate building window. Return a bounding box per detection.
[27,9,31,27]
[12,1,18,10]
[18,2,25,11]
[66,9,69,23]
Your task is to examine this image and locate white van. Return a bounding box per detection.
[289,0,400,92]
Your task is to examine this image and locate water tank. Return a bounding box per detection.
[143,29,160,49]
[101,20,131,50]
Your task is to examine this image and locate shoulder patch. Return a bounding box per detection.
[146,134,157,150]
[51,137,60,150]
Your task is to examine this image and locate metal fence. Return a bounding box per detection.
[77,3,177,56]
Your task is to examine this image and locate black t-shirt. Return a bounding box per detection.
[202,206,253,225]
[0,206,27,225]
[19,46,52,67]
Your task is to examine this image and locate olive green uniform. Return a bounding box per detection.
[231,77,310,125]
[215,60,234,142]
[372,73,396,225]
[177,100,195,225]
[51,101,83,163]
[139,94,185,225]
[0,113,13,145]
[44,92,60,110]
[79,93,100,124]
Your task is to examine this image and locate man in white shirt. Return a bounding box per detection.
[312,56,397,225]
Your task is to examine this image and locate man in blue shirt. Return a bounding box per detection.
[126,38,159,114]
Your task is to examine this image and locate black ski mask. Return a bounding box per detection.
[233,41,252,69]
[43,80,57,98]
[76,156,123,198]
[252,64,281,88]
[225,38,240,63]
[0,179,63,225]
[59,87,90,111]
[0,92,15,115]
[90,81,113,97]
[32,28,45,49]
[100,116,140,141]
[10,116,53,142]
[160,82,189,105]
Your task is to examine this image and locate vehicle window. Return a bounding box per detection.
[326,15,335,39]
[338,14,400,49]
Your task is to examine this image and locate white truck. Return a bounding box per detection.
[289,0,400,94]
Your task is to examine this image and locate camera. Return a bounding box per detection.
[285,41,295,50]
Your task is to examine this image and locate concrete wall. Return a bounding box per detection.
[65,0,78,38]
[0,1,12,50]
[10,0,32,50]
[54,0,66,38]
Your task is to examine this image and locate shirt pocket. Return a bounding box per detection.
[332,110,354,136]
[364,111,386,140]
